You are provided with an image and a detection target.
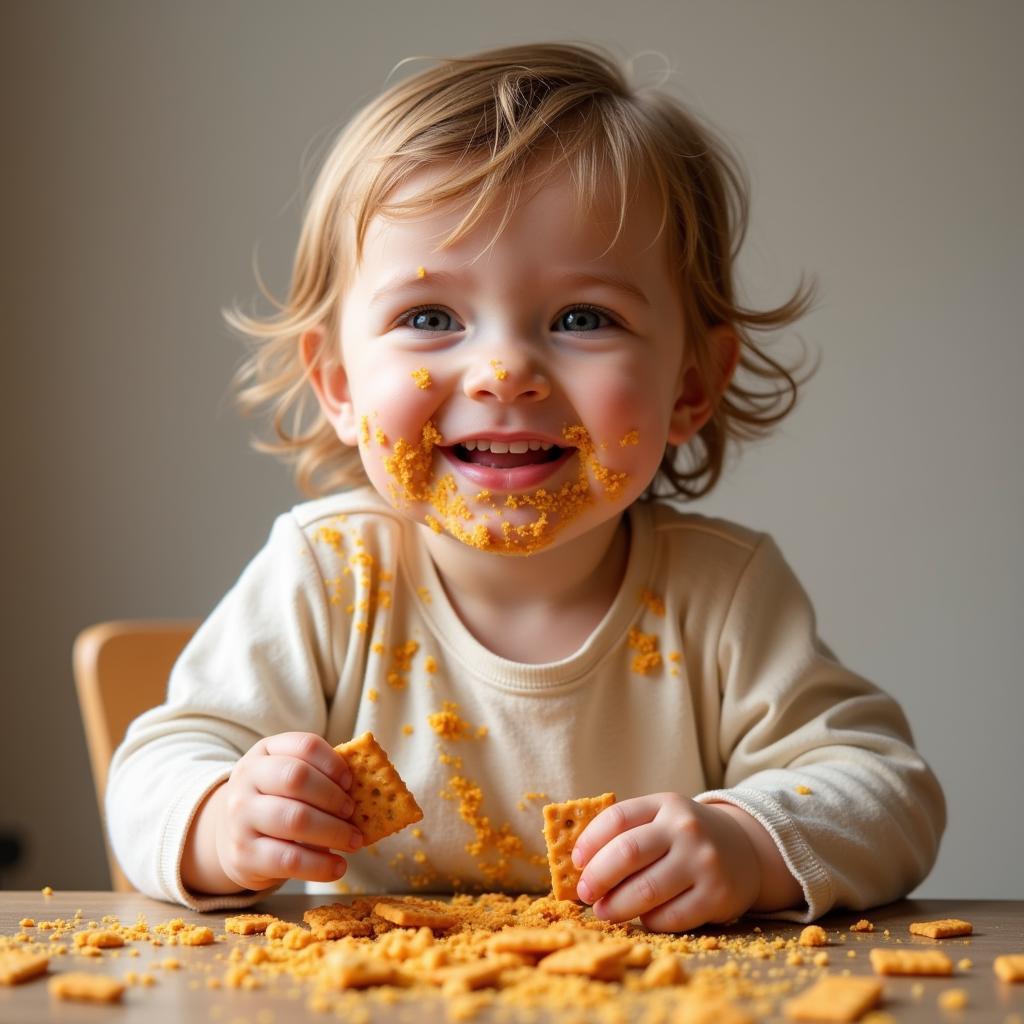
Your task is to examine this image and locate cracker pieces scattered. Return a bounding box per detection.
[542,791,615,901]
[783,975,883,1021]
[334,731,423,845]
[373,897,458,931]
[225,913,279,935]
[869,947,953,976]
[908,917,973,939]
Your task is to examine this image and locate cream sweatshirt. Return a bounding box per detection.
[106,487,945,919]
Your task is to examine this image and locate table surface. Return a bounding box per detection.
[1,892,1022,1022]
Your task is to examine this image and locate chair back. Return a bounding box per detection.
[73,620,198,891]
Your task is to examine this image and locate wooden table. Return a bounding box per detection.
[1,892,1022,1021]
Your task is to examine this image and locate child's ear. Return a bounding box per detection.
[300,327,360,447]
[667,324,740,446]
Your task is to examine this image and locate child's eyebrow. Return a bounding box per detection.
[368,269,650,310]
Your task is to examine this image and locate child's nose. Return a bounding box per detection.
[462,352,551,404]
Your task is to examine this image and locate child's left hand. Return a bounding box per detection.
[572,793,762,932]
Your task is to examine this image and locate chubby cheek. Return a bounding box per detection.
[572,373,671,488]
[346,361,444,495]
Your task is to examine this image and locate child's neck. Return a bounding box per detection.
[421,513,630,664]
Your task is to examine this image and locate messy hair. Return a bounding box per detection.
[225,41,814,499]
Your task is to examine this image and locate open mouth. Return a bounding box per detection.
[449,439,568,469]
[439,437,575,491]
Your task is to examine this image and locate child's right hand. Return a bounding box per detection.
[212,732,362,892]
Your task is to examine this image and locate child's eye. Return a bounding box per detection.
[554,304,619,332]
[397,306,462,333]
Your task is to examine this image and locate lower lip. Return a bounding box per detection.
[439,448,574,492]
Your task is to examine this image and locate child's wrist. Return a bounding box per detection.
[706,801,803,913]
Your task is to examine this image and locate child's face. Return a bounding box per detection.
[313,165,707,555]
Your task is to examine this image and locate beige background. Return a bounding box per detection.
[2,1,1021,898]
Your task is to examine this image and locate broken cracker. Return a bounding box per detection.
[908,918,973,939]
[0,950,49,985]
[869,947,952,976]
[373,898,457,931]
[225,913,279,935]
[538,937,633,979]
[320,951,404,989]
[48,971,125,1003]
[334,732,423,845]
[427,960,504,993]
[303,900,375,940]
[542,792,615,901]
[783,975,884,1021]
[994,954,1024,983]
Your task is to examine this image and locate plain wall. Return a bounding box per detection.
[2,0,1021,897]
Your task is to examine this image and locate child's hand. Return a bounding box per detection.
[572,793,761,932]
[214,732,362,892]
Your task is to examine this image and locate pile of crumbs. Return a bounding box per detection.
[0,898,1013,1021]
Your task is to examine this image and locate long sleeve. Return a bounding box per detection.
[694,535,946,922]
[105,512,340,910]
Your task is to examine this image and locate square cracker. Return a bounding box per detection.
[908,918,973,939]
[869,947,952,976]
[334,732,423,845]
[542,792,616,901]
[994,955,1024,983]
[488,928,575,955]
[0,950,49,986]
[373,898,457,931]
[783,975,883,1021]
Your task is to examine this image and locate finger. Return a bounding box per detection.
[249,794,363,852]
[259,733,352,789]
[247,835,349,885]
[592,851,695,924]
[576,823,669,905]
[249,755,354,820]
[637,883,710,934]
[572,795,664,870]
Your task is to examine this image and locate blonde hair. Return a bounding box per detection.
[226,41,815,499]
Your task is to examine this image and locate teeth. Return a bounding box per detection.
[460,439,556,452]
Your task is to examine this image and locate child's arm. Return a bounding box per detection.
[106,512,354,910]
[577,532,945,931]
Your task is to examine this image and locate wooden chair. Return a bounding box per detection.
[73,620,198,891]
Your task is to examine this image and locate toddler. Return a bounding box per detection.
[107,42,944,931]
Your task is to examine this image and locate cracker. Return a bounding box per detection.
[304,900,375,940]
[869,947,952,976]
[178,925,215,946]
[225,913,279,935]
[334,732,423,845]
[538,937,633,979]
[542,792,616,901]
[48,971,125,1003]
[908,918,973,939]
[427,960,504,993]
[798,924,828,947]
[783,975,884,1021]
[0,950,50,985]
[994,954,1024,982]
[73,929,124,948]
[487,927,575,955]
[373,898,458,931]
[321,951,403,989]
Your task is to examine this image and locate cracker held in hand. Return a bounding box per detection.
[542,792,615,901]
[334,732,423,845]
